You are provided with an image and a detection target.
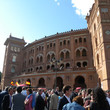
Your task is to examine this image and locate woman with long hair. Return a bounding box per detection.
[90,87,110,110]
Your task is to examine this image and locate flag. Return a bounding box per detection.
[11,81,14,86]
[26,81,30,85]
[16,81,19,86]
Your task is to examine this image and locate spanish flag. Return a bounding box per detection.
[26,81,31,85]
[11,81,14,86]
[16,81,19,86]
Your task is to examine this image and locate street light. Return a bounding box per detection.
[50,58,63,89]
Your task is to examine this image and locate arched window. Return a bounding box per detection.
[60,42,62,46]
[39,46,41,51]
[31,68,33,72]
[67,40,70,45]
[51,65,55,70]
[63,40,66,45]
[28,69,30,72]
[40,56,43,62]
[47,54,50,61]
[84,38,86,42]
[28,59,31,65]
[36,57,39,63]
[36,67,39,71]
[53,43,56,47]
[66,51,70,59]
[82,49,87,56]
[60,64,64,70]
[40,66,42,70]
[12,55,17,62]
[51,54,55,59]
[31,58,33,64]
[76,50,80,57]
[77,62,81,67]
[75,39,77,43]
[60,52,64,59]
[50,43,52,47]
[47,65,50,70]
[79,38,82,43]
[11,66,15,73]
[97,54,99,65]
[66,63,70,68]
[83,62,87,67]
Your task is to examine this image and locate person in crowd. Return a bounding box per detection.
[84,89,93,109]
[55,87,59,95]
[41,89,46,100]
[12,86,17,94]
[0,86,9,110]
[35,89,45,110]
[24,88,33,110]
[49,90,59,110]
[32,88,37,109]
[70,87,81,101]
[90,87,110,110]
[11,86,26,110]
[22,87,27,96]
[106,90,110,105]
[1,87,13,110]
[63,96,85,110]
[58,85,72,110]
[47,90,51,110]
[58,92,63,100]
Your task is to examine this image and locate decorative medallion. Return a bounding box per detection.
[105,30,110,35]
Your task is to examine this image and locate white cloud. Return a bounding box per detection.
[54,0,60,6]
[54,0,58,2]
[71,0,95,16]
[57,2,60,6]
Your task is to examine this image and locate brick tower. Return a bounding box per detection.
[1,35,26,89]
[86,0,110,90]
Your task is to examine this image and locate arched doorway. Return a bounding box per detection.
[54,77,64,91]
[74,76,86,89]
[37,78,46,87]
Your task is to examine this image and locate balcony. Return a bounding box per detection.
[73,66,87,71]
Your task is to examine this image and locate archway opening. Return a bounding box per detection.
[54,77,64,91]
[74,76,86,89]
[38,78,46,88]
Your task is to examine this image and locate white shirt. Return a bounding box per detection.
[106,97,110,105]
[64,94,71,103]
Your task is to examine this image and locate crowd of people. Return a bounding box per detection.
[0,85,110,110]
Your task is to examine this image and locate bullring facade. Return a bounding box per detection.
[1,0,110,90]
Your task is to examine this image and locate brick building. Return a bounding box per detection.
[1,0,110,90]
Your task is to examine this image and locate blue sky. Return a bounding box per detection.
[0,0,94,72]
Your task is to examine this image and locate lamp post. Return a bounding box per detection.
[50,58,62,89]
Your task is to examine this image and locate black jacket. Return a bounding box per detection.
[57,95,71,110]
[1,94,11,110]
[35,94,45,110]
